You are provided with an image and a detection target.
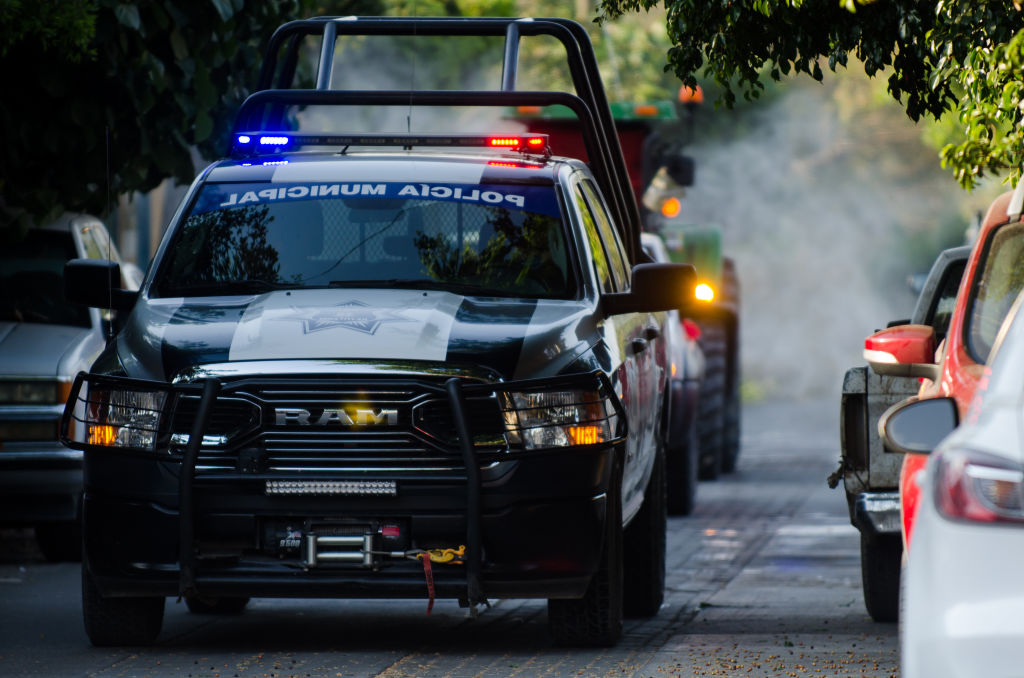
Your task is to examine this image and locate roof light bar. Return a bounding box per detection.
[232,132,550,157]
[259,135,290,146]
[487,160,543,170]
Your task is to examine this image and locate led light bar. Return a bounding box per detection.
[487,160,543,169]
[265,479,397,496]
[232,133,550,156]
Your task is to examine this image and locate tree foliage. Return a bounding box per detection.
[0,0,390,232]
[597,0,1024,189]
[0,0,96,62]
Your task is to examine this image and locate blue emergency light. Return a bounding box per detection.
[231,132,550,158]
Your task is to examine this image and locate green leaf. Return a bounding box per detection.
[114,4,141,31]
[193,109,213,143]
[193,65,216,108]
[169,29,188,61]
[209,0,235,22]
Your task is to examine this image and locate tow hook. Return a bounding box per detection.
[413,545,467,615]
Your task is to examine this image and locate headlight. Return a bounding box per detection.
[84,385,168,451]
[0,380,69,405]
[501,389,616,450]
[934,448,1024,524]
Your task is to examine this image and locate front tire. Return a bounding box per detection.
[860,533,901,623]
[82,566,164,646]
[548,457,624,647]
[624,446,667,617]
[667,416,698,516]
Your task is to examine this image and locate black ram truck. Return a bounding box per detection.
[60,17,694,648]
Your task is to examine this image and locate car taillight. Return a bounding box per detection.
[934,448,1024,524]
[682,318,702,341]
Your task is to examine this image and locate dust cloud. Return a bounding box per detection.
[679,84,967,401]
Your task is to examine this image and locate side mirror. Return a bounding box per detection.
[64,259,137,312]
[863,324,940,380]
[603,263,696,315]
[664,155,695,187]
[879,397,959,455]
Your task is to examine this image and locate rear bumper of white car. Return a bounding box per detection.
[903,493,1024,678]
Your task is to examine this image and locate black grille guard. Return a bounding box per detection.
[61,370,626,606]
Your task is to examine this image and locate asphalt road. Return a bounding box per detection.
[0,399,898,678]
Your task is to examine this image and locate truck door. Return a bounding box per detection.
[572,177,659,516]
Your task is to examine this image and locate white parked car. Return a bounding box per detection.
[0,214,135,561]
[882,287,1024,677]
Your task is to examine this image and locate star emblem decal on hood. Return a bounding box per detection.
[287,300,412,335]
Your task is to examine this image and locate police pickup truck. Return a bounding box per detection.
[59,17,694,648]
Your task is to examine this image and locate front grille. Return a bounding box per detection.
[170,377,505,473]
[413,397,507,446]
[172,396,261,441]
[0,419,58,442]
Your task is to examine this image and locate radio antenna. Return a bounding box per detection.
[407,0,418,134]
[105,125,113,336]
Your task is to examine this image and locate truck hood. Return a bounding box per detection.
[118,289,599,382]
[0,321,95,377]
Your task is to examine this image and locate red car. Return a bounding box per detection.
[865,185,1024,552]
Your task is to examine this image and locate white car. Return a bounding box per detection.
[0,214,135,561]
[882,287,1024,677]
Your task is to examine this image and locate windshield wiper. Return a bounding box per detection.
[328,279,510,296]
[170,279,302,296]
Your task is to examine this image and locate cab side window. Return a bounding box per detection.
[80,224,115,261]
[573,185,615,294]
[926,259,966,346]
[581,180,630,290]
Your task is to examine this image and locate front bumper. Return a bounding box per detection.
[852,491,901,537]
[83,453,611,600]
[68,370,624,603]
[902,484,1024,678]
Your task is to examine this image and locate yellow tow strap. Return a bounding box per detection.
[423,545,466,564]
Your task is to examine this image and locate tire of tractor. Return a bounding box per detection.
[719,260,742,474]
[720,380,741,474]
[860,533,901,623]
[666,416,698,516]
[548,457,624,647]
[697,322,727,480]
[35,521,82,563]
[185,595,251,615]
[82,565,165,646]
[624,446,667,617]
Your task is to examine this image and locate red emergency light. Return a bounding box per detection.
[486,135,548,153]
[487,161,543,169]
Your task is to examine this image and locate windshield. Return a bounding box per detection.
[0,230,91,327]
[155,181,573,299]
[967,221,1024,362]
